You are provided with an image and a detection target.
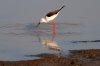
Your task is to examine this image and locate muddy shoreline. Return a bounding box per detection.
[0,49,100,66]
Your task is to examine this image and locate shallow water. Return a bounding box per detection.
[0,0,100,61]
[0,22,100,61]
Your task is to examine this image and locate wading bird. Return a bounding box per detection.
[36,5,66,40]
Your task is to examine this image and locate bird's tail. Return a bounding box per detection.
[59,5,66,11]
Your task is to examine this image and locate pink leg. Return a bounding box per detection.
[52,20,56,40]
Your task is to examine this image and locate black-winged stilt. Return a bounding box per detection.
[36,5,66,40]
[36,5,66,27]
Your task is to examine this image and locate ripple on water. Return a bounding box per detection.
[0,22,99,61]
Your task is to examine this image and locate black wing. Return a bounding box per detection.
[46,5,66,17]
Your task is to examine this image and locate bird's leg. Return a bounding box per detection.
[52,20,56,41]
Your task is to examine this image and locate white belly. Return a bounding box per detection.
[46,14,58,22]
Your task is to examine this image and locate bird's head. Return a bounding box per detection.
[40,18,47,23]
[36,18,47,28]
[41,40,47,45]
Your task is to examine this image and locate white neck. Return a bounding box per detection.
[40,18,47,23]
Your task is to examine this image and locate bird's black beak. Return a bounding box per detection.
[36,22,40,28]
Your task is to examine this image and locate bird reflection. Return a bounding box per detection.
[41,39,61,52]
[35,31,66,56]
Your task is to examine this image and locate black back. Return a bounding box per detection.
[46,5,66,17]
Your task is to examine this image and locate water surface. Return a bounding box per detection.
[0,0,100,61]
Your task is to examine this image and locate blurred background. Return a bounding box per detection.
[0,0,100,61]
